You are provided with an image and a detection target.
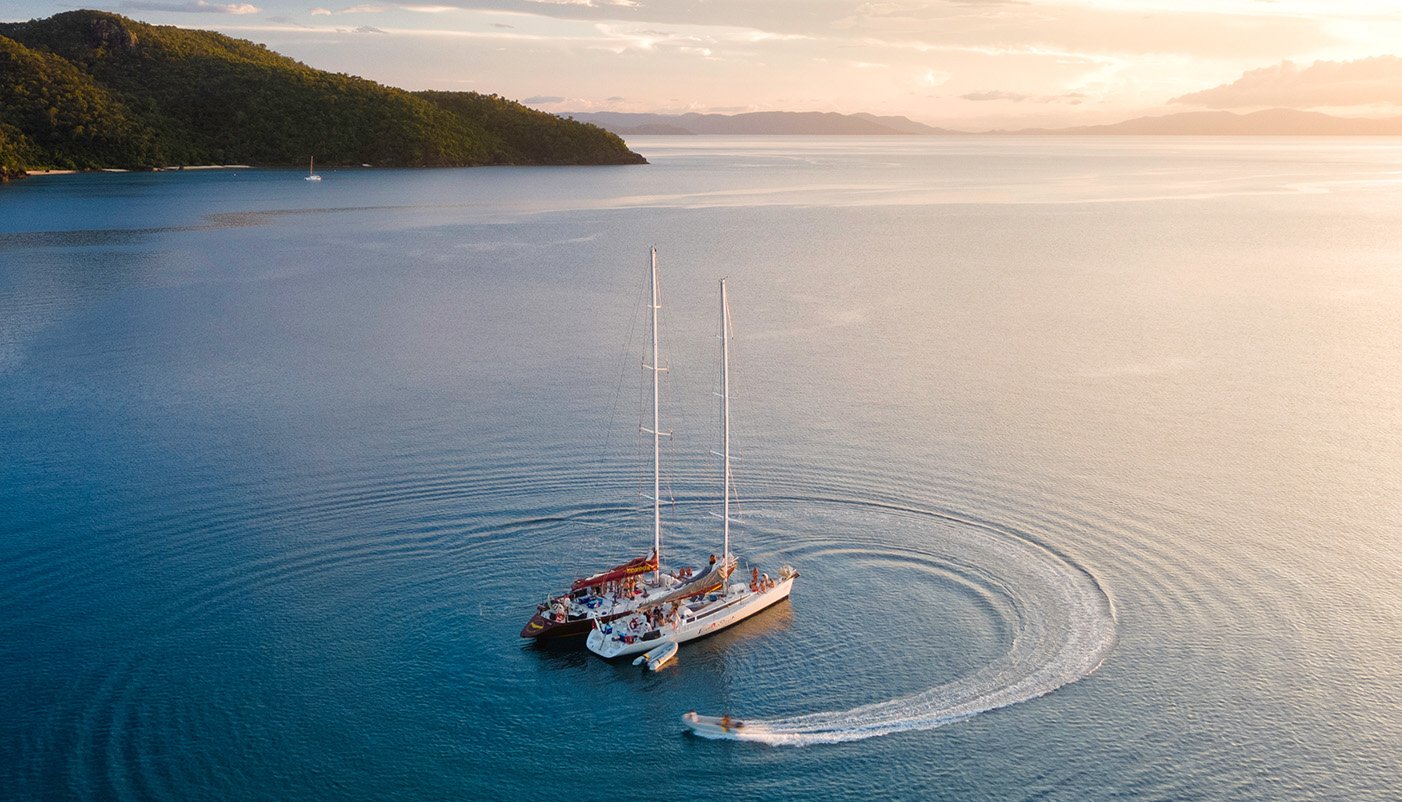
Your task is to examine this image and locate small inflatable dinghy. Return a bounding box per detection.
[631,640,677,672]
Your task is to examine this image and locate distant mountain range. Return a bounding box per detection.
[562,111,959,136]
[564,108,1402,137]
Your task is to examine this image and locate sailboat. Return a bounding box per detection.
[305,156,321,182]
[586,278,798,660]
[521,249,731,640]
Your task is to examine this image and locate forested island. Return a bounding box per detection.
[0,10,645,181]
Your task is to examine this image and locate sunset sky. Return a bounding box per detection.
[9,1,1402,127]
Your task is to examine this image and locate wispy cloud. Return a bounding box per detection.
[1173,56,1402,108]
[962,90,1027,102]
[587,22,739,55]
[527,0,637,6]
[123,0,260,13]
[961,89,1089,104]
[921,69,951,87]
[524,94,566,103]
[151,0,1402,130]
[214,22,579,40]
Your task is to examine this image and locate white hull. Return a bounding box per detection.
[586,576,795,659]
[681,711,769,739]
[645,640,678,671]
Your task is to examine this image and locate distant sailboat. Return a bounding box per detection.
[305,156,321,182]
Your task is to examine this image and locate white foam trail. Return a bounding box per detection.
[690,516,1117,746]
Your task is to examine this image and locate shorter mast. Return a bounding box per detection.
[720,278,732,592]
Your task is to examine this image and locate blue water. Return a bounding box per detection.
[2,137,1400,799]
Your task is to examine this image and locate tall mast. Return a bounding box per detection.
[648,248,664,581]
[720,277,731,592]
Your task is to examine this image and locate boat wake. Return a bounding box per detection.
[686,499,1118,746]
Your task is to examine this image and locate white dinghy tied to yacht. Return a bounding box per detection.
[586,277,798,661]
[632,640,679,672]
[521,249,730,640]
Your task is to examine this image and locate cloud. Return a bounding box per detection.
[284,0,1324,64]
[123,0,259,13]
[523,95,566,103]
[309,6,332,13]
[1173,56,1402,108]
[528,0,637,6]
[353,24,387,32]
[339,4,386,12]
[491,22,514,28]
[921,69,951,87]
[962,90,1027,102]
[264,14,312,25]
[584,22,744,55]
[960,89,1088,104]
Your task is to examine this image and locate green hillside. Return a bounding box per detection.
[0,10,644,180]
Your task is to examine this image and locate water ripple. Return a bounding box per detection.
[680,498,1118,746]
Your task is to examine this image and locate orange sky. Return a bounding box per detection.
[12,0,1402,125]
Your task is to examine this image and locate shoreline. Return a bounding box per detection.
[25,165,254,177]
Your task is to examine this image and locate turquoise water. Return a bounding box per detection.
[2,137,1399,799]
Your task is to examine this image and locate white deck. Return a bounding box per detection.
[585,576,795,659]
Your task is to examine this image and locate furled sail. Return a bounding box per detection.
[570,552,658,592]
[638,555,737,609]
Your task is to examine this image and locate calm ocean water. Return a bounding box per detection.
[1,137,1399,800]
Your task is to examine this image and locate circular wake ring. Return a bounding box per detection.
[682,496,1118,746]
